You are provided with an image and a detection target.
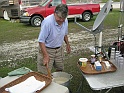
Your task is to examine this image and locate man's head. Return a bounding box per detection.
[54,4,68,25]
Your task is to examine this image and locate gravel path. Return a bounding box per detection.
[0,29,119,62]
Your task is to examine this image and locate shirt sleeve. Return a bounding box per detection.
[38,21,50,43]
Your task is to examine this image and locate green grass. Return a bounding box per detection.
[0,9,123,93]
[102,0,120,3]
[0,57,37,77]
[0,19,40,44]
[0,9,120,44]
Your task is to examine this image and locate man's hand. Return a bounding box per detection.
[66,44,71,54]
[43,55,49,68]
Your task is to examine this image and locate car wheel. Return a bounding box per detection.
[30,16,43,27]
[82,11,92,22]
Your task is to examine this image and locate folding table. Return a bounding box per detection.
[77,59,124,93]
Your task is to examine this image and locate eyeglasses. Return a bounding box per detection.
[55,13,66,21]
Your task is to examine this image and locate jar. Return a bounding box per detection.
[97,52,103,62]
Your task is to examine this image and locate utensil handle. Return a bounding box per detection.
[46,66,52,79]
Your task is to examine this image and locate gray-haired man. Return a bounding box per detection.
[37,4,71,74]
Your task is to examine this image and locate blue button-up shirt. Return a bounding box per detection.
[38,14,68,48]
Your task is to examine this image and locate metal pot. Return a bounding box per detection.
[52,72,73,87]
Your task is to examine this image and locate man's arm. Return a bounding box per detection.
[64,35,71,54]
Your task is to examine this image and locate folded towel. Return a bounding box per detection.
[8,67,32,76]
[5,76,45,93]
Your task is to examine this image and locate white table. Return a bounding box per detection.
[77,59,124,93]
[0,75,69,93]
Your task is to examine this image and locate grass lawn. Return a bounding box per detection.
[0,9,124,93]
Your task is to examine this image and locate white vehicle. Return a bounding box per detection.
[0,0,42,20]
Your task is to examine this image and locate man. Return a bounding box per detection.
[37,4,71,74]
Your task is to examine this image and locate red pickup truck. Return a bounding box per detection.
[20,0,100,27]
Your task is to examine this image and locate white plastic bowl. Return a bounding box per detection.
[52,72,73,87]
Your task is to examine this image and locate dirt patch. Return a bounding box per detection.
[0,29,118,62]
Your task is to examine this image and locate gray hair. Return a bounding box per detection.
[55,4,68,18]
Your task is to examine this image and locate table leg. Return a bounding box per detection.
[76,80,83,93]
[105,88,112,93]
[119,87,124,93]
[99,88,112,93]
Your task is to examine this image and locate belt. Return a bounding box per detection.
[46,47,60,49]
